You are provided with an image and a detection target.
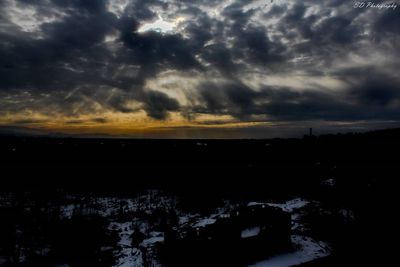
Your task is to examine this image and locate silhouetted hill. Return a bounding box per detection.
[0,126,50,137]
[0,127,398,194]
[365,127,400,138]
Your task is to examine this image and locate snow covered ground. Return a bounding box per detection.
[106,197,330,267]
[248,198,331,267]
[109,221,144,267]
[52,194,331,267]
[241,226,261,238]
[193,218,217,228]
[248,235,330,267]
[249,198,309,213]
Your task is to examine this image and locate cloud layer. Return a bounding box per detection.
[0,0,399,136]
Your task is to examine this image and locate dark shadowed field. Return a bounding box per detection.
[0,128,398,266]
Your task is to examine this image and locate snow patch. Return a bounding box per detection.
[140,236,164,247]
[248,235,330,267]
[241,226,261,238]
[109,222,144,267]
[193,218,217,228]
[267,198,309,213]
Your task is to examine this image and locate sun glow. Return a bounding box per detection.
[0,110,272,137]
[138,15,186,34]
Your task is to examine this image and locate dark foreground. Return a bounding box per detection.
[0,128,399,266]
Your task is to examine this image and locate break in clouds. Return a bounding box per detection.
[0,0,399,132]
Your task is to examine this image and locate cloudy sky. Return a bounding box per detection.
[0,0,399,138]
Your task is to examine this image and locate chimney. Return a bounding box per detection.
[309,128,313,136]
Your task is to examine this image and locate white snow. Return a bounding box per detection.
[246,198,330,267]
[248,198,309,213]
[22,193,329,267]
[140,236,164,247]
[114,248,143,267]
[241,226,261,238]
[248,235,330,267]
[267,198,309,212]
[109,222,144,267]
[248,202,264,207]
[179,214,198,225]
[179,216,190,225]
[193,218,217,228]
[291,214,303,231]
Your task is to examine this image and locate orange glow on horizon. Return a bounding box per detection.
[0,111,273,137]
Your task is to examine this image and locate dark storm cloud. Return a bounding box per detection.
[122,0,164,21]
[141,90,180,120]
[222,0,285,65]
[0,0,184,119]
[92,117,110,123]
[201,43,237,75]
[195,81,254,118]
[373,8,400,37]
[65,117,110,124]
[259,90,357,121]
[13,119,49,124]
[233,24,285,65]
[0,0,399,126]
[194,69,400,122]
[0,0,116,91]
[278,1,363,57]
[119,30,202,75]
[265,4,287,17]
[338,67,400,108]
[354,81,399,106]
